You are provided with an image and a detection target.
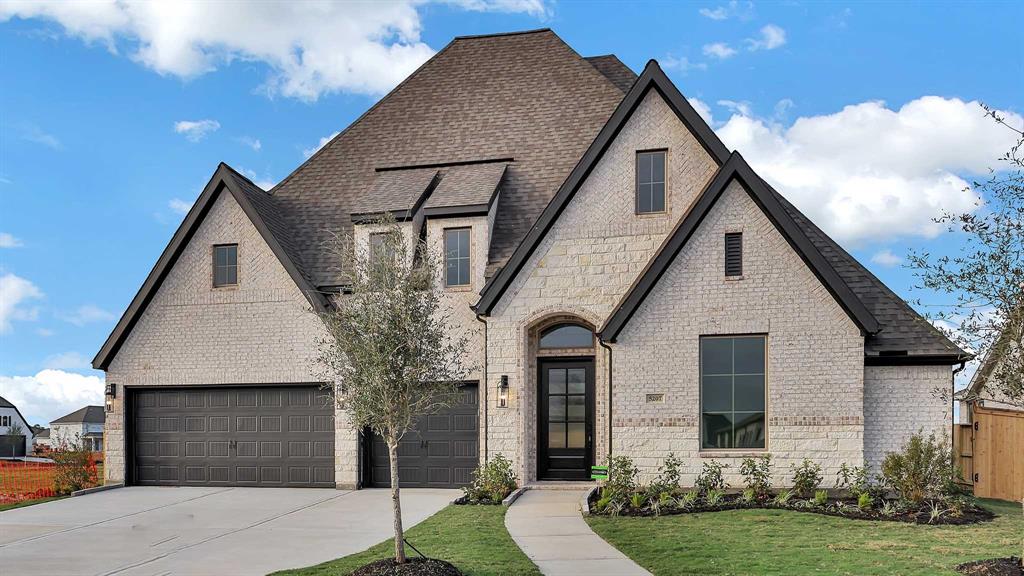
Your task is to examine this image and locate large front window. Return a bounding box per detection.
[700,335,766,449]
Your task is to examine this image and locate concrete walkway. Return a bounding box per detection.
[505,489,651,576]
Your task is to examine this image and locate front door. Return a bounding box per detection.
[538,359,594,480]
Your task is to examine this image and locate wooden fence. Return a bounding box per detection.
[957,406,1024,502]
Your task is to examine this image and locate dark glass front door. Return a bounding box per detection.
[538,359,594,480]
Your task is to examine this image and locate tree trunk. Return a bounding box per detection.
[389,439,406,564]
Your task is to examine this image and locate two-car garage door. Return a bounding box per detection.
[131,386,335,487]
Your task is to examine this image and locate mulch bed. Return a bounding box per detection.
[350,558,463,576]
[957,557,1023,576]
[451,495,501,506]
[588,492,995,525]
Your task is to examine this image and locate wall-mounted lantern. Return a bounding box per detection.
[498,375,509,408]
[105,383,116,413]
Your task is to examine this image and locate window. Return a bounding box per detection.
[444,228,471,287]
[539,323,593,349]
[701,336,766,450]
[636,150,666,213]
[369,232,397,266]
[725,233,743,277]
[213,244,238,287]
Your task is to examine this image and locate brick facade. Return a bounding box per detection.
[864,364,951,471]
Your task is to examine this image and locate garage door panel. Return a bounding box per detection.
[132,385,334,488]
[369,383,479,489]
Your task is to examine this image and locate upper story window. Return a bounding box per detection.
[213,244,238,287]
[539,323,594,349]
[444,228,471,287]
[636,150,666,214]
[369,232,397,267]
[725,232,743,277]
[700,335,766,450]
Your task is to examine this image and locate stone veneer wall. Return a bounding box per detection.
[484,91,719,481]
[864,364,952,471]
[104,190,361,488]
[613,182,865,487]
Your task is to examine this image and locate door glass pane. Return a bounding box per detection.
[548,423,566,448]
[702,413,733,449]
[567,369,585,394]
[733,412,765,448]
[701,338,732,375]
[734,375,765,411]
[567,395,585,421]
[567,423,585,448]
[548,396,566,421]
[733,337,765,374]
[701,375,732,412]
[548,369,565,394]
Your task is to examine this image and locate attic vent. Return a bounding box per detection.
[725,233,743,277]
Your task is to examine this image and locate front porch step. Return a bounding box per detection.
[524,481,598,491]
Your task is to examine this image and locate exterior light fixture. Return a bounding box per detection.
[105,383,116,413]
[498,375,509,408]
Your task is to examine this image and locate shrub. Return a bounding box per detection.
[880,500,896,517]
[679,490,699,508]
[739,488,756,504]
[603,456,639,504]
[881,431,957,504]
[813,489,829,507]
[774,489,794,506]
[739,454,772,501]
[462,454,517,503]
[694,460,728,495]
[790,459,823,498]
[857,492,874,511]
[836,463,883,500]
[52,443,98,495]
[705,488,725,506]
[651,453,683,494]
[630,492,646,509]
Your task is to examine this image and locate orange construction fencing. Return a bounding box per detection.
[0,460,57,504]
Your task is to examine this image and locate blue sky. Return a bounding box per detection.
[1,1,1021,425]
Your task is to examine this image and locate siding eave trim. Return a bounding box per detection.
[865,354,970,366]
[92,163,325,371]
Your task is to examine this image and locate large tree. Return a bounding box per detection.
[909,107,1023,408]
[316,217,471,564]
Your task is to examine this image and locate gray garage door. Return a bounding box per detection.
[132,386,334,487]
[369,384,479,488]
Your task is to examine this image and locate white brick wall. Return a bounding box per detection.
[864,364,951,471]
[104,190,360,488]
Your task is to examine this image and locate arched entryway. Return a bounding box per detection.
[533,320,596,480]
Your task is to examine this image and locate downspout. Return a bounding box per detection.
[598,338,613,464]
[952,359,968,484]
[475,313,489,461]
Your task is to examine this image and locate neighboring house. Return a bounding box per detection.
[93,29,968,490]
[33,427,52,451]
[50,406,105,452]
[960,320,1023,418]
[0,396,34,457]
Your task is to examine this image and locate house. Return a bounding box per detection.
[50,406,105,452]
[92,29,968,490]
[32,427,52,451]
[0,396,34,457]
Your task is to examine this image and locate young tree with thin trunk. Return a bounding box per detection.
[316,216,471,564]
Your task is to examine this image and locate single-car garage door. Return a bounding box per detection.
[131,386,334,487]
[368,384,479,488]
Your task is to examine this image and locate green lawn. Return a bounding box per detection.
[0,496,66,512]
[587,499,1023,575]
[271,505,540,576]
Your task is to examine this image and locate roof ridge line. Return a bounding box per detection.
[453,28,552,40]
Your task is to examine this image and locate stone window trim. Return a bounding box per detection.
[698,333,770,453]
[442,226,473,290]
[635,148,669,216]
[212,243,239,290]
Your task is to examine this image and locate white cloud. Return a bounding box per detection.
[698,6,729,20]
[662,55,707,75]
[168,198,192,215]
[716,96,1021,243]
[688,97,714,124]
[237,136,262,151]
[703,42,737,59]
[21,123,62,149]
[698,1,753,20]
[35,328,55,337]
[0,273,43,333]
[174,119,220,142]
[746,24,786,51]
[43,351,92,371]
[870,249,903,267]
[717,99,752,117]
[59,304,116,327]
[0,1,548,101]
[0,232,23,248]
[303,131,340,159]
[0,369,104,426]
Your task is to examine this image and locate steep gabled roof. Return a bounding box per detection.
[92,163,326,370]
[585,55,637,93]
[52,405,105,424]
[598,152,880,341]
[474,60,729,315]
[0,396,32,435]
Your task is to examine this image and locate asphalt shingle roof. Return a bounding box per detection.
[52,406,106,425]
[424,163,508,210]
[354,168,439,217]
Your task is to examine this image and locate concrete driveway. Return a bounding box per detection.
[0,486,457,576]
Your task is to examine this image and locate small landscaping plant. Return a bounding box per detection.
[881,430,958,505]
[51,442,99,495]
[857,492,874,511]
[813,489,828,507]
[694,460,727,495]
[603,456,639,505]
[460,454,517,504]
[739,454,772,502]
[790,459,822,498]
